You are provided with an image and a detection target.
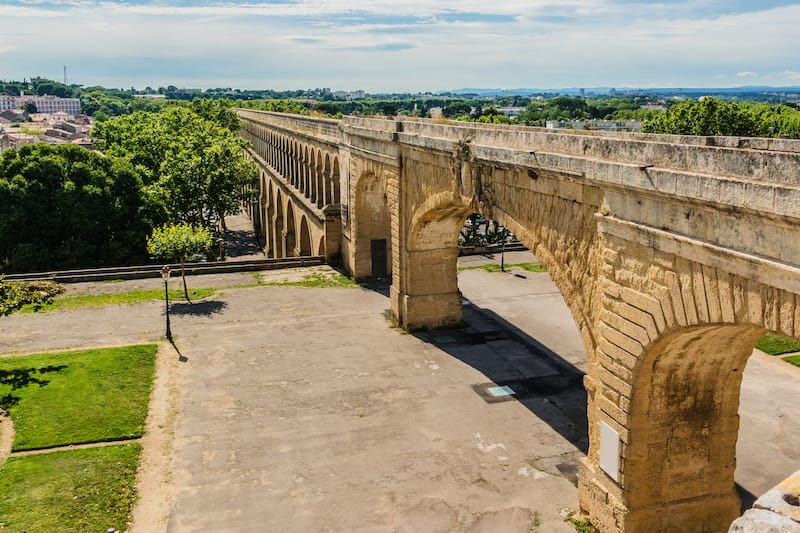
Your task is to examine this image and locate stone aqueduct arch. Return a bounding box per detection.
[238,110,800,532]
[241,115,340,260]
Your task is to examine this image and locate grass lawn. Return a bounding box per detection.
[459,262,547,273]
[261,271,359,288]
[0,344,157,451]
[21,287,215,313]
[784,354,800,368]
[0,444,140,532]
[755,333,800,356]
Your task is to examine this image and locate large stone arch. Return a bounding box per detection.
[392,191,471,330]
[348,169,392,279]
[579,224,800,532]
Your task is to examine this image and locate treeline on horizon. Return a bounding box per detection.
[3,77,800,138]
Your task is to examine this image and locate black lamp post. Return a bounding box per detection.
[161,265,172,341]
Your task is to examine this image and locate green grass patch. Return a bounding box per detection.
[755,333,800,356]
[20,287,215,313]
[459,262,547,273]
[0,344,157,451]
[261,271,359,288]
[0,443,140,532]
[516,262,548,272]
[566,514,595,533]
[784,354,800,368]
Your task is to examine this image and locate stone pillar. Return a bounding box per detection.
[272,215,284,258]
[579,227,769,532]
[391,246,462,330]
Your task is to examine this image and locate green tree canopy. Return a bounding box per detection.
[92,106,257,228]
[146,223,213,299]
[643,97,762,136]
[0,144,164,273]
[190,98,240,131]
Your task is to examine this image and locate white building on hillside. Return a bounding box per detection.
[0,95,81,116]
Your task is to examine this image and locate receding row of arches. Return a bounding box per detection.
[241,118,341,209]
[244,172,321,258]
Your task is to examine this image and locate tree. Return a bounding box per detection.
[92,107,257,228]
[0,144,164,273]
[146,223,212,301]
[190,98,240,131]
[643,98,762,136]
[21,102,37,114]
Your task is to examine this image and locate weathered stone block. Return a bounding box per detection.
[729,509,800,533]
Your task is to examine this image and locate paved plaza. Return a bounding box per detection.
[0,252,798,532]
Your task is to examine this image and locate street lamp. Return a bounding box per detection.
[161,265,172,341]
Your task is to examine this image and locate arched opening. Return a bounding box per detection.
[265,183,275,258]
[612,324,765,531]
[300,145,309,194]
[291,141,299,188]
[310,149,319,205]
[285,201,297,257]
[392,197,470,330]
[256,172,267,248]
[274,189,285,258]
[350,171,391,280]
[332,156,341,204]
[298,216,312,256]
[323,154,332,206]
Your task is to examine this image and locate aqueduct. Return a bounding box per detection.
[239,110,800,532]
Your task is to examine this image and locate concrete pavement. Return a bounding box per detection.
[0,252,798,531]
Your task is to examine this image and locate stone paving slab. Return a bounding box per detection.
[166,284,581,532]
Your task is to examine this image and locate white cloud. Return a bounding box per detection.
[1,0,799,91]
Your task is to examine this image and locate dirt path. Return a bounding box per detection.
[128,341,186,533]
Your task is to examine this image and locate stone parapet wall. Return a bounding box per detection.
[729,470,800,532]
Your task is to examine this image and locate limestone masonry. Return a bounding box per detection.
[239,110,800,532]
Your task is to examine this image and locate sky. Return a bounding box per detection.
[1,0,799,92]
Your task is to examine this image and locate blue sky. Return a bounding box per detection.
[1,0,798,91]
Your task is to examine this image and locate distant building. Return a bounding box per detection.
[545,120,642,132]
[133,94,166,99]
[0,95,81,115]
[497,106,525,117]
[332,90,365,100]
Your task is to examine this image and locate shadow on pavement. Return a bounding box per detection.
[170,300,227,317]
[168,338,189,363]
[224,229,264,259]
[736,483,757,513]
[412,298,589,461]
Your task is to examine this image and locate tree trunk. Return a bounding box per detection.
[180,257,191,303]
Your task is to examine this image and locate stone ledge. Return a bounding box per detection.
[729,471,800,532]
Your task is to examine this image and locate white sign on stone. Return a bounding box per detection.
[599,420,621,482]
